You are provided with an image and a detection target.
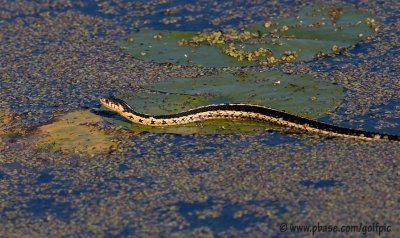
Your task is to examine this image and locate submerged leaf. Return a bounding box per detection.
[36,110,117,154]
[121,4,377,67]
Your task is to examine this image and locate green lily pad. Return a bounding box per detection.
[121,4,378,67]
[120,29,253,67]
[106,116,277,135]
[104,71,344,134]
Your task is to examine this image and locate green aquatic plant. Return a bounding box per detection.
[36,110,117,154]
[106,4,374,133]
[104,71,344,134]
[121,4,378,67]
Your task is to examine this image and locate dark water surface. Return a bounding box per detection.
[0,0,399,237]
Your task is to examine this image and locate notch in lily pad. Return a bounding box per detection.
[121,4,378,67]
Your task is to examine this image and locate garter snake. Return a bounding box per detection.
[100,97,399,141]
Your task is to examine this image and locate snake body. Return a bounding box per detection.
[100,97,399,141]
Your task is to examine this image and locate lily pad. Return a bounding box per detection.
[121,4,378,67]
[35,110,117,154]
[106,116,277,135]
[104,71,344,134]
[120,29,253,67]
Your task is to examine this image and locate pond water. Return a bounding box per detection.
[0,0,399,237]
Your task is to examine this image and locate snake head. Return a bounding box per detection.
[99,97,135,114]
[99,97,122,111]
[99,97,111,105]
